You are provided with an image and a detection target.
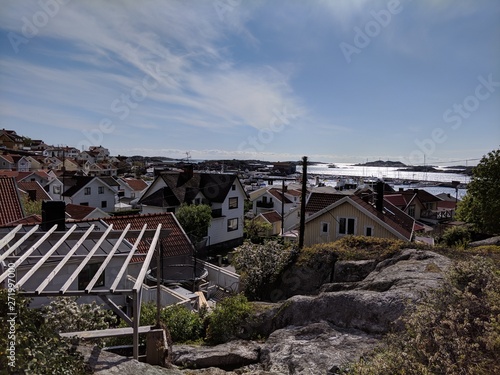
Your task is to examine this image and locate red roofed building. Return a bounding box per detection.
[17,181,51,202]
[66,203,109,221]
[0,176,25,226]
[254,210,282,236]
[101,212,194,262]
[305,192,347,216]
[302,194,414,246]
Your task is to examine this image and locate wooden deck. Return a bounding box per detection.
[60,326,152,339]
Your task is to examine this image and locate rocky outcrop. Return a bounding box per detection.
[78,345,183,375]
[246,249,452,337]
[172,340,260,370]
[469,236,500,247]
[333,259,377,282]
[79,249,452,375]
[259,321,380,374]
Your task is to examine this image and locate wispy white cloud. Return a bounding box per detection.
[0,0,304,135]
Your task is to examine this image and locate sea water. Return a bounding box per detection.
[308,163,469,199]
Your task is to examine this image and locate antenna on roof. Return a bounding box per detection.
[185,151,191,163]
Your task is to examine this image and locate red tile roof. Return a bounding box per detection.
[66,203,99,220]
[17,181,51,201]
[383,194,408,207]
[260,210,282,224]
[101,212,194,260]
[123,178,148,191]
[306,192,346,213]
[349,195,413,240]
[285,189,302,197]
[268,188,293,203]
[0,176,24,226]
[3,214,42,227]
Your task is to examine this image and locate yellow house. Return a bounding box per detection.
[303,195,414,246]
[254,210,282,236]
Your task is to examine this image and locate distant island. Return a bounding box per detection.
[355,160,407,167]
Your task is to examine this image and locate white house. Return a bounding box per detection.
[45,177,65,201]
[117,177,149,199]
[18,171,51,186]
[0,154,15,170]
[138,168,247,250]
[62,176,118,212]
[251,187,299,216]
[89,146,110,161]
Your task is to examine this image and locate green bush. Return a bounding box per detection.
[233,240,298,299]
[43,297,117,334]
[346,257,500,375]
[298,236,409,265]
[439,226,471,248]
[205,294,253,345]
[0,291,88,374]
[107,302,204,346]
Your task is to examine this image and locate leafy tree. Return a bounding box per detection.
[176,203,212,242]
[244,218,273,243]
[456,148,500,235]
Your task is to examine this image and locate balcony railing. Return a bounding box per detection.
[421,209,454,221]
[256,201,274,208]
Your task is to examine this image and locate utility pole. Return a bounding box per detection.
[281,179,285,236]
[298,156,308,249]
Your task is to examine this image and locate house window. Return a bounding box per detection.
[231,184,236,191]
[101,201,107,208]
[321,222,329,234]
[229,197,238,209]
[227,218,238,232]
[80,202,89,206]
[84,187,91,195]
[338,217,356,235]
[365,226,373,237]
[98,186,104,194]
[408,205,415,218]
[53,185,61,194]
[78,263,104,290]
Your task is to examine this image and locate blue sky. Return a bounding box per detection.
[0,0,499,164]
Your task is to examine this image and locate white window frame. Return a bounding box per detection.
[338,217,356,236]
[229,197,238,209]
[227,218,238,232]
[365,225,374,237]
[320,221,330,235]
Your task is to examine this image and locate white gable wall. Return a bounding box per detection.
[64,179,116,212]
